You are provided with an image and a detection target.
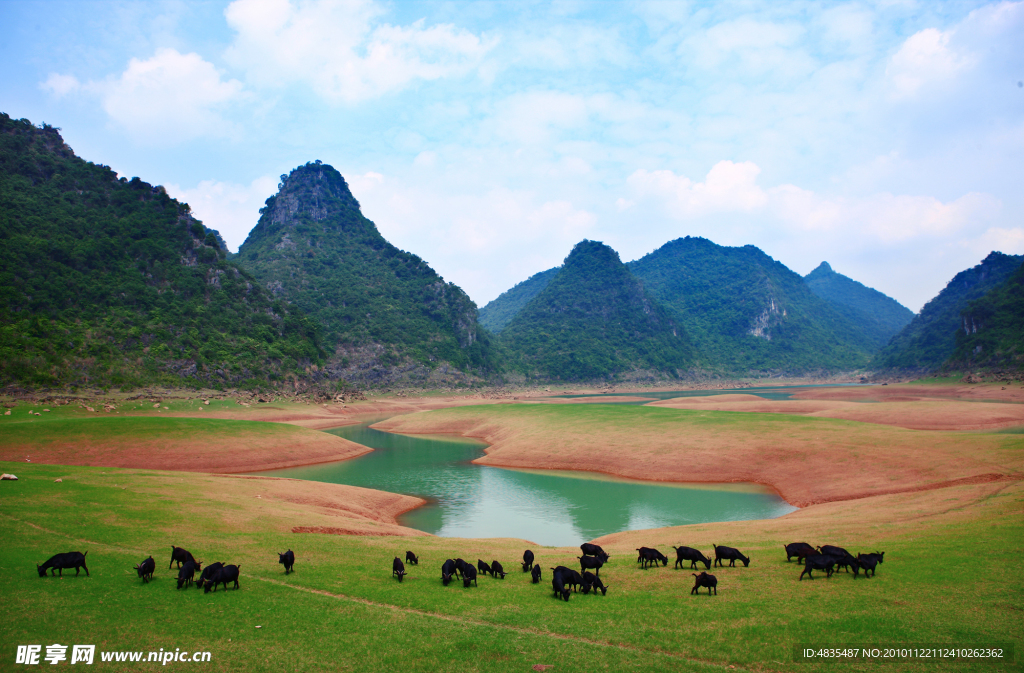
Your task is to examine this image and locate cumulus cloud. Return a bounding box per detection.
[40,73,81,97]
[100,49,245,143]
[886,28,976,97]
[164,175,278,250]
[223,0,494,103]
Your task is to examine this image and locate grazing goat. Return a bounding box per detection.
[278,550,295,574]
[691,572,717,595]
[393,557,407,582]
[134,556,155,583]
[205,565,241,590]
[522,549,535,572]
[551,571,570,601]
[856,553,881,577]
[580,543,610,562]
[37,552,89,578]
[582,571,609,595]
[453,558,470,580]
[169,546,197,570]
[491,560,506,579]
[818,545,859,576]
[637,547,668,568]
[672,546,711,570]
[713,544,750,568]
[441,559,457,586]
[531,564,541,584]
[196,562,224,591]
[477,559,492,577]
[578,555,604,576]
[799,553,837,580]
[784,542,816,563]
[552,566,585,593]
[176,559,200,590]
[462,564,477,588]
[405,551,419,566]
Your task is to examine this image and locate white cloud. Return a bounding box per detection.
[627,161,768,216]
[223,0,494,103]
[40,73,81,97]
[164,175,277,250]
[886,27,976,97]
[99,49,245,144]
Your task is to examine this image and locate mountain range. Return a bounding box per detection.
[2,112,1021,389]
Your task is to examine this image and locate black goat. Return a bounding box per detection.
[691,572,717,595]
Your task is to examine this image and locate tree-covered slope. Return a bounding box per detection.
[478,267,559,333]
[234,162,498,377]
[628,237,872,374]
[500,240,693,381]
[874,252,1023,372]
[0,113,322,390]
[945,260,1024,372]
[804,261,915,351]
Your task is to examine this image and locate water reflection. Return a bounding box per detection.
[262,418,796,546]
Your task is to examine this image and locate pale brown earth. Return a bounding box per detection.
[647,395,1024,430]
[0,422,371,473]
[374,403,1024,508]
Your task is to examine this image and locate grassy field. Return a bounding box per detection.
[2,459,1021,672]
[2,393,1023,672]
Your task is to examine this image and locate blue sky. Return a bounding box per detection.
[2,0,1022,311]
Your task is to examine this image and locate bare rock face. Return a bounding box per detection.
[235,162,497,383]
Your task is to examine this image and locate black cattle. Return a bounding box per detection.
[578,555,604,576]
[196,562,224,590]
[582,571,609,596]
[552,566,585,593]
[818,546,859,576]
[551,572,570,601]
[713,544,750,568]
[393,557,407,582]
[531,564,541,584]
[672,546,711,570]
[204,564,240,593]
[405,551,419,566]
[856,553,881,578]
[134,556,155,583]
[176,559,199,589]
[462,564,477,588]
[784,542,816,562]
[522,549,535,572]
[441,559,457,586]
[691,572,718,595]
[799,553,837,580]
[580,543,610,562]
[491,560,506,579]
[169,546,198,570]
[37,552,89,578]
[477,559,492,577]
[278,550,295,574]
[637,547,668,568]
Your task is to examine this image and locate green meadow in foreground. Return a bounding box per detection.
[2,457,1021,673]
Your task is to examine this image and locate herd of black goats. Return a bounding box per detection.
[34,546,296,593]
[35,541,884,602]
[391,541,886,602]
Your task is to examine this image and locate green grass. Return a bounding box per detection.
[2,459,1021,672]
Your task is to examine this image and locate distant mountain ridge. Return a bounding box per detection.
[945,261,1024,372]
[0,113,322,390]
[234,162,499,384]
[874,252,1024,372]
[500,240,693,381]
[804,261,915,350]
[627,237,874,374]
[478,267,560,333]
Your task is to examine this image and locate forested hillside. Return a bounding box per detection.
[500,240,693,381]
[234,162,499,383]
[873,252,1023,373]
[804,262,914,350]
[0,114,322,390]
[479,267,560,333]
[945,261,1024,373]
[628,237,873,374]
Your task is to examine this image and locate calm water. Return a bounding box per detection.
[261,411,797,546]
[551,383,863,403]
